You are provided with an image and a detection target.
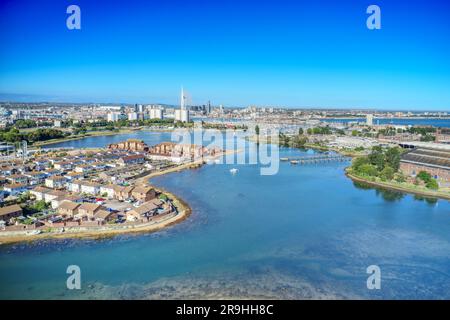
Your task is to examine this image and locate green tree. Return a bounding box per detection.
[351,157,369,171]
[384,147,401,171]
[298,128,304,135]
[290,135,308,148]
[426,179,439,190]
[358,164,378,177]
[379,166,395,181]
[368,146,385,170]
[417,171,432,183]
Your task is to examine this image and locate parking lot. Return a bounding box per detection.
[103,199,135,212]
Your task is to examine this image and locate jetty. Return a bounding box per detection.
[285,154,350,165]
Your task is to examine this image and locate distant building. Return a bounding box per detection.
[436,128,450,144]
[148,142,219,162]
[174,87,190,122]
[99,105,122,111]
[107,112,121,122]
[149,108,163,119]
[174,109,189,122]
[366,114,373,126]
[108,139,149,152]
[128,112,138,121]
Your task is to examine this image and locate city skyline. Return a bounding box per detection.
[1,0,450,110]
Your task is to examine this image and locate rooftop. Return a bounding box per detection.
[0,204,22,216]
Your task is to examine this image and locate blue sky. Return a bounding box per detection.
[0,0,449,110]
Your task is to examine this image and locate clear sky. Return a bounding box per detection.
[0,0,449,110]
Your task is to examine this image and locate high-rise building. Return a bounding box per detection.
[175,87,190,122]
[107,112,121,122]
[366,114,373,126]
[128,112,138,121]
[149,108,163,119]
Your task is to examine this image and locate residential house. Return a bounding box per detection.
[3,184,28,196]
[127,200,162,221]
[30,186,53,201]
[6,174,28,185]
[113,185,134,201]
[33,159,50,170]
[117,154,145,166]
[24,171,47,185]
[100,185,115,199]
[57,200,81,218]
[53,161,73,171]
[43,190,66,203]
[0,204,23,223]
[131,186,156,202]
[76,203,103,219]
[51,194,83,209]
[92,163,107,171]
[1,166,16,176]
[67,180,82,193]
[74,164,94,173]
[94,209,118,223]
[79,181,101,195]
[43,169,61,177]
[45,176,67,189]
[65,172,84,181]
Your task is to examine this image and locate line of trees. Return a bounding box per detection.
[351,146,403,182]
[351,146,439,190]
[0,127,68,143]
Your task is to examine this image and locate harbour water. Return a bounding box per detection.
[321,118,450,128]
[0,132,449,299]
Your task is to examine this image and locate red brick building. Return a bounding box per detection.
[400,147,450,187]
[108,139,149,152]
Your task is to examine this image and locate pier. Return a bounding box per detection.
[280,154,350,164]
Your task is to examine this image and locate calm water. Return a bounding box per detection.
[1,132,449,299]
[322,118,450,127]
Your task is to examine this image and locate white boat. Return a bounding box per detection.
[230,168,238,175]
[214,159,221,164]
[26,230,42,236]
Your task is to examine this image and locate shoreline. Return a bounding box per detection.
[0,187,191,245]
[346,170,450,201]
[0,149,236,245]
[32,129,138,147]
[136,149,238,184]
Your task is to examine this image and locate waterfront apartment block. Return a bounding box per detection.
[108,139,150,152]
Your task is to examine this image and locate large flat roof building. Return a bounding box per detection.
[400,147,450,187]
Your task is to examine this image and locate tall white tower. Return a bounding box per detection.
[181,87,186,110]
[176,87,190,122]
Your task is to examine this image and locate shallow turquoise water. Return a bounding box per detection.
[0,132,449,299]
